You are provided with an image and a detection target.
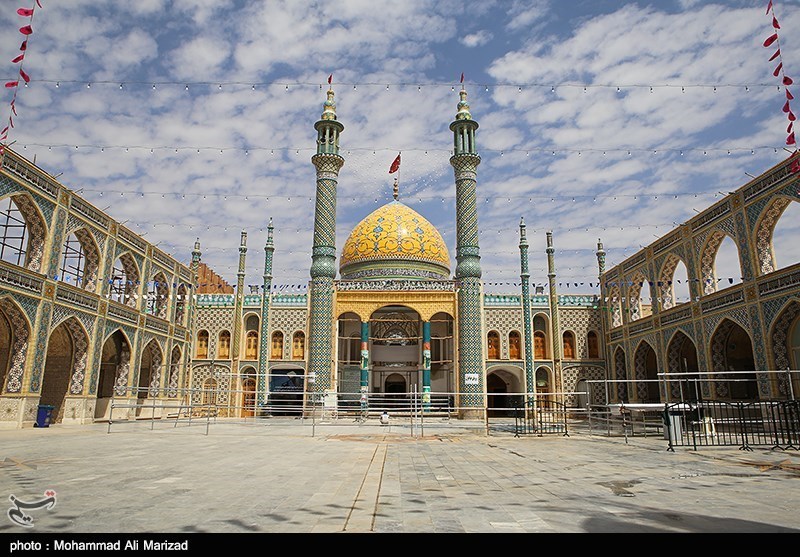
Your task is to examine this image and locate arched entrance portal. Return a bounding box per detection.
[487,369,523,417]
[666,331,699,401]
[95,330,131,419]
[385,373,406,393]
[369,306,420,410]
[710,319,757,400]
[769,300,800,398]
[242,368,256,418]
[41,318,88,423]
[137,340,163,415]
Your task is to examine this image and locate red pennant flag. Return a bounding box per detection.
[774,62,783,76]
[388,153,401,174]
[784,76,794,85]
[764,33,779,47]
[787,132,796,145]
[770,48,781,61]
[17,8,34,17]
[19,40,27,51]
[1,126,8,135]
[767,0,773,14]
[9,116,13,129]
[4,81,18,88]
[788,89,795,100]
[19,25,33,35]
[19,69,30,83]
[327,74,332,85]
[783,100,791,112]
[10,102,16,116]
[11,53,24,64]
[773,16,781,29]
[788,122,794,133]
[460,72,464,84]
[790,111,797,121]
[791,159,800,173]
[36,0,42,7]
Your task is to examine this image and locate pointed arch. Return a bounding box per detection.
[508,330,521,360]
[292,331,305,360]
[533,312,549,358]
[218,330,231,359]
[487,330,500,360]
[700,230,742,295]
[109,252,140,307]
[138,338,164,401]
[0,193,47,272]
[665,329,698,401]
[271,331,284,360]
[195,330,209,359]
[97,328,132,410]
[633,340,659,402]
[175,284,187,325]
[769,299,800,398]
[709,318,757,400]
[626,271,652,321]
[607,284,623,327]
[0,296,31,394]
[755,196,800,275]
[60,228,100,291]
[146,271,170,319]
[587,330,600,358]
[659,253,691,310]
[562,330,576,359]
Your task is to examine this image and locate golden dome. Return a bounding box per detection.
[340,200,451,280]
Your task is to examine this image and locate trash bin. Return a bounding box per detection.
[34,405,54,428]
[663,410,683,442]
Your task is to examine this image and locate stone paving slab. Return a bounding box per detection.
[0,419,798,533]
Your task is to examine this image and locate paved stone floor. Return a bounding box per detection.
[0,417,798,534]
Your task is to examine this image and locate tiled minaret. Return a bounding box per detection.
[307,85,344,394]
[449,87,485,417]
[258,219,274,405]
[519,218,535,399]
[186,238,201,390]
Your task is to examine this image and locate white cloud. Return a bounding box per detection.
[461,30,493,48]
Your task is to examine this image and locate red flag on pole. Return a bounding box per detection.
[764,33,778,47]
[328,74,332,85]
[17,8,34,17]
[767,0,773,14]
[19,25,33,35]
[460,72,464,84]
[389,153,401,174]
[770,48,781,61]
[787,132,796,145]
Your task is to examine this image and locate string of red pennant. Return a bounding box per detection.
[764,1,800,171]
[1,1,42,156]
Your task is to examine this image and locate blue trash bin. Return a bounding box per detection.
[35,405,54,428]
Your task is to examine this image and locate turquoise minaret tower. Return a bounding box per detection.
[307,85,344,395]
[449,87,485,417]
[519,219,535,401]
[258,219,275,405]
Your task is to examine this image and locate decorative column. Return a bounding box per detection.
[449,87,485,418]
[595,239,608,402]
[186,238,202,392]
[258,219,274,406]
[519,219,535,400]
[546,231,563,399]
[308,86,344,397]
[422,320,431,411]
[360,321,369,413]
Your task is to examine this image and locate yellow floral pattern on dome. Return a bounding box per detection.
[340,201,450,270]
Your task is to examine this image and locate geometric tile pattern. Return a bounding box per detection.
[561,364,605,406]
[308,278,334,391]
[87,316,104,395]
[613,346,628,401]
[46,207,67,279]
[770,300,800,396]
[633,338,657,400]
[559,308,602,359]
[735,212,754,281]
[484,308,523,360]
[0,297,30,393]
[11,193,46,273]
[61,317,89,395]
[754,197,791,274]
[29,301,53,393]
[748,304,771,397]
[269,308,309,356]
[50,303,96,336]
[457,278,485,406]
[189,363,230,406]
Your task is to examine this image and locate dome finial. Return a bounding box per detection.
[392,177,399,200]
[456,87,471,120]
[321,76,337,121]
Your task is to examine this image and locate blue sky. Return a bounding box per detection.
[2,0,800,300]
